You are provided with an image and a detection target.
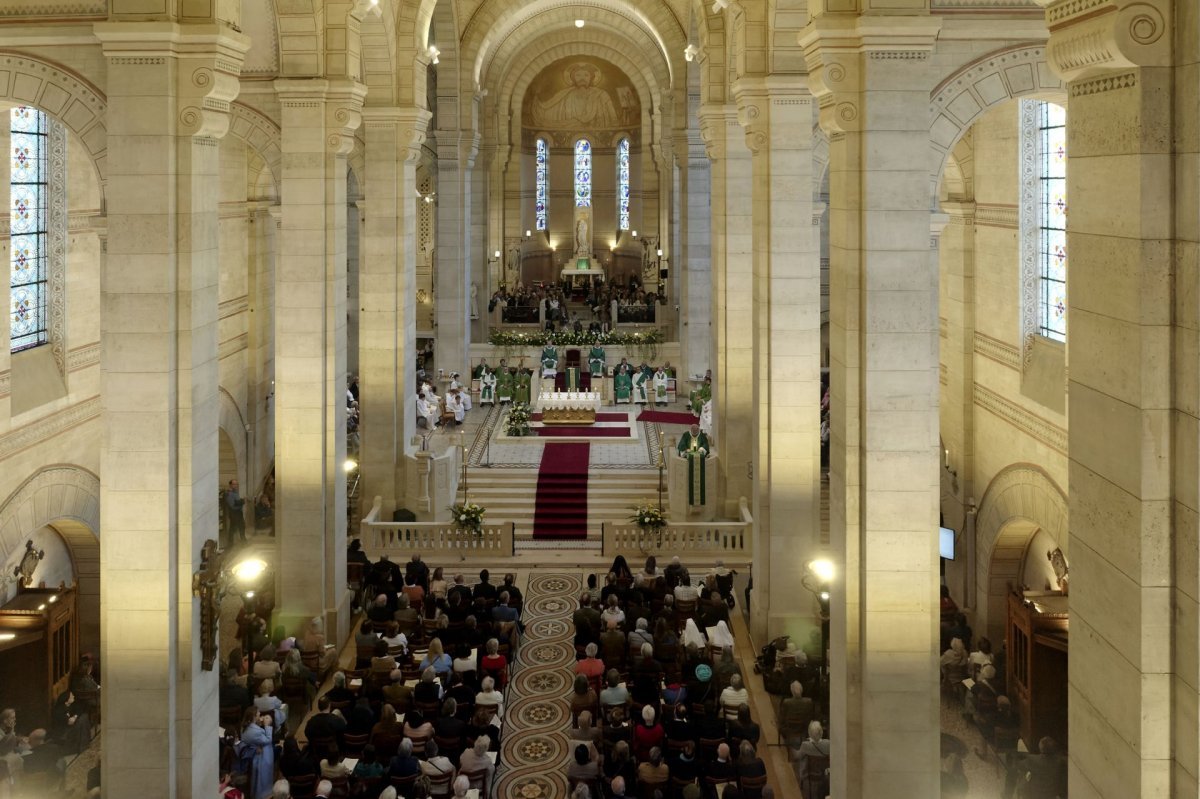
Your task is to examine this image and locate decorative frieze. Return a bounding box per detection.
[67,341,100,372]
[0,396,100,460]
[974,383,1067,455]
[1070,72,1138,97]
[975,203,1018,230]
[974,332,1020,371]
[0,1,106,16]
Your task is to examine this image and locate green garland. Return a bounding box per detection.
[488,329,664,348]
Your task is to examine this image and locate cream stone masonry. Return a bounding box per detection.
[434,128,478,375]
[359,106,430,519]
[681,117,712,380]
[1040,0,1178,795]
[94,20,247,799]
[699,105,752,517]
[938,198,976,532]
[273,78,363,642]
[734,77,822,646]
[804,15,943,799]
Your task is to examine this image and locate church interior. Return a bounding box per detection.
[0,0,1193,797]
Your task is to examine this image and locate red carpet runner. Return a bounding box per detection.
[636,409,700,425]
[532,443,590,540]
[535,426,630,438]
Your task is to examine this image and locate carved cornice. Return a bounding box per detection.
[0,396,100,461]
[0,1,106,15]
[974,332,1021,371]
[1043,0,1170,82]
[67,342,99,373]
[974,383,1067,455]
[975,203,1018,229]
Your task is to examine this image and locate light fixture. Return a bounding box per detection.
[245,590,255,599]
[525,229,532,237]
[632,230,638,238]
[575,18,585,28]
[684,44,699,62]
[819,590,830,601]
[48,595,57,604]
[231,557,269,584]
[809,558,835,583]
[344,458,358,473]
[428,45,440,65]
[37,604,46,611]
[494,250,501,259]
[656,248,663,257]
[0,633,13,642]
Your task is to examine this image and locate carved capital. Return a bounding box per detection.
[325,80,367,156]
[698,105,739,161]
[1043,0,1170,82]
[362,106,432,164]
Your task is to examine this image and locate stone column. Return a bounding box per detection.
[734,78,821,646]
[699,106,753,516]
[682,128,712,377]
[938,201,975,535]
[95,22,246,798]
[435,131,478,374]
[803,17,942,798]
[1041,1,1178,793]
[273,79,364,641]
[359,107,430,518]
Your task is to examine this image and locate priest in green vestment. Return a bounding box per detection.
[496,367,514,403]
[588,346,606,378]
[676,424,711,506]
[514,368,532,405]
[541,346,558,376]
[614,369,633,403]
[633,368,650,404]
[472,359,489,380]
[689,377,712,416]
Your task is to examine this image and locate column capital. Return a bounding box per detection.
[800,16,940,136]
[697,104,740,161]
[362,106,432,163]
[732,76,813,154]
[1041,0,1170,83]
[274,78,366,155]
[95,21,249,140]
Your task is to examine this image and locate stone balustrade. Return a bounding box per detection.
[601,497,751,561]
[360,496,515,557]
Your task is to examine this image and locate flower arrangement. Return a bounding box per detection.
[488,329,664,348]
[630,502,666,530]
[505,403,532,437]
[450,502,486,536]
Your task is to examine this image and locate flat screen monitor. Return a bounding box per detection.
[939,526,955,560]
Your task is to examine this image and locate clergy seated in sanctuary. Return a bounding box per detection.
[632,366,651,405]
[472,359,490,380]
[447,389,466,426]
[588,346,606,379]
[689,377,712,417]
[614,365,633,404]
[479,367,496,405]
[514,368,533,405]
[653,366,669,406]
[449,373,472,411]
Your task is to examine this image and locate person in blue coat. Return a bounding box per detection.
[236,708,275,799]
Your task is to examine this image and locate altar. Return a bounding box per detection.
[536,391,602,425]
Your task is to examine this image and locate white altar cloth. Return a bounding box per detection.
[536,391,602,412]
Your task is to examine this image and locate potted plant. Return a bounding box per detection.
[629,501,666,552]
[505,403,532,437]
[450,502,486,536]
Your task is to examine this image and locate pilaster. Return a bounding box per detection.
[698,104,752,517]
[681,126,712,378]
[272,77,365,642]
[435,130,479,374]
[359,106,430,519]
[1039,1,1177,795]
[802,14,942,799]
[733,76,822,648]
[938,200,976,536]
[94,20,247,799]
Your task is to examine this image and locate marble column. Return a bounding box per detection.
[699,106,753,516]
[1041,1,1179,793]
[272,79,364,640]
[435,131,478,375]
[734,78,822,645]
[95,22,246,798]
[803,17,942,798]
[359,107,430,518]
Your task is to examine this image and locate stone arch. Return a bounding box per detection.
[0,51,107,183]
[0,464,100,655]
[217,387,248,492]
[974,464,1068,643]
[360,2,399,106]
[928,43,1065,202]
[229,101,282,192]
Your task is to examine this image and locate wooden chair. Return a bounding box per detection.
[219,703,244,734]
[327,774,351,798]
[416,698,442,718]
[461,765,492,799]
[287,773,317,799]
[739,773,768,799]
[342,731,370,756]
[637,778,668,799]
[425,767,456,795]
[328,697,354,714]
[355,644,377,670]
[435,733,465,765]
[720,701,742,722]
[408,729,432,756]
[389,773,418,794]
[307,734,337,761]
[674,599,698,631]
[669,775,697,796]
[800,753,830,799]
[698,737,724,761]
[704,775,735,797]
[353,775,382,798]
[372,732,404,760]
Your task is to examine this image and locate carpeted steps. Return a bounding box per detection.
[532,443,589,540]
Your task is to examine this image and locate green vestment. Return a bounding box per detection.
[497,370,514,401]
[588,347,606,377]
[514,372,532,405]
[614,372,632,401]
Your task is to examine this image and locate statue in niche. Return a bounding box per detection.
[470,282,479,319]
[574,217,590,258]
[531,62,621,129]
[1047,547,1069,593]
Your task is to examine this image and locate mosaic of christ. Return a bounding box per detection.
[523,58,639,134]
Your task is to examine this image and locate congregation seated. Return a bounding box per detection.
[791,721,830,799]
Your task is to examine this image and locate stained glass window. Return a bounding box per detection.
[10,106,48,352]
[574,139,591,208]
[535,138,548,231]
[616,138,630,230]
[1037,102,1066,341]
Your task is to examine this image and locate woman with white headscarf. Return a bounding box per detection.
[710,620,735,650]
[681,618,706,650]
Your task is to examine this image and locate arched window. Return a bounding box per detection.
[10,105,49,352]
[535,137,548,231]
[574,139,591,208]
[616,138,630,230]
[1020,99,1067,344]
